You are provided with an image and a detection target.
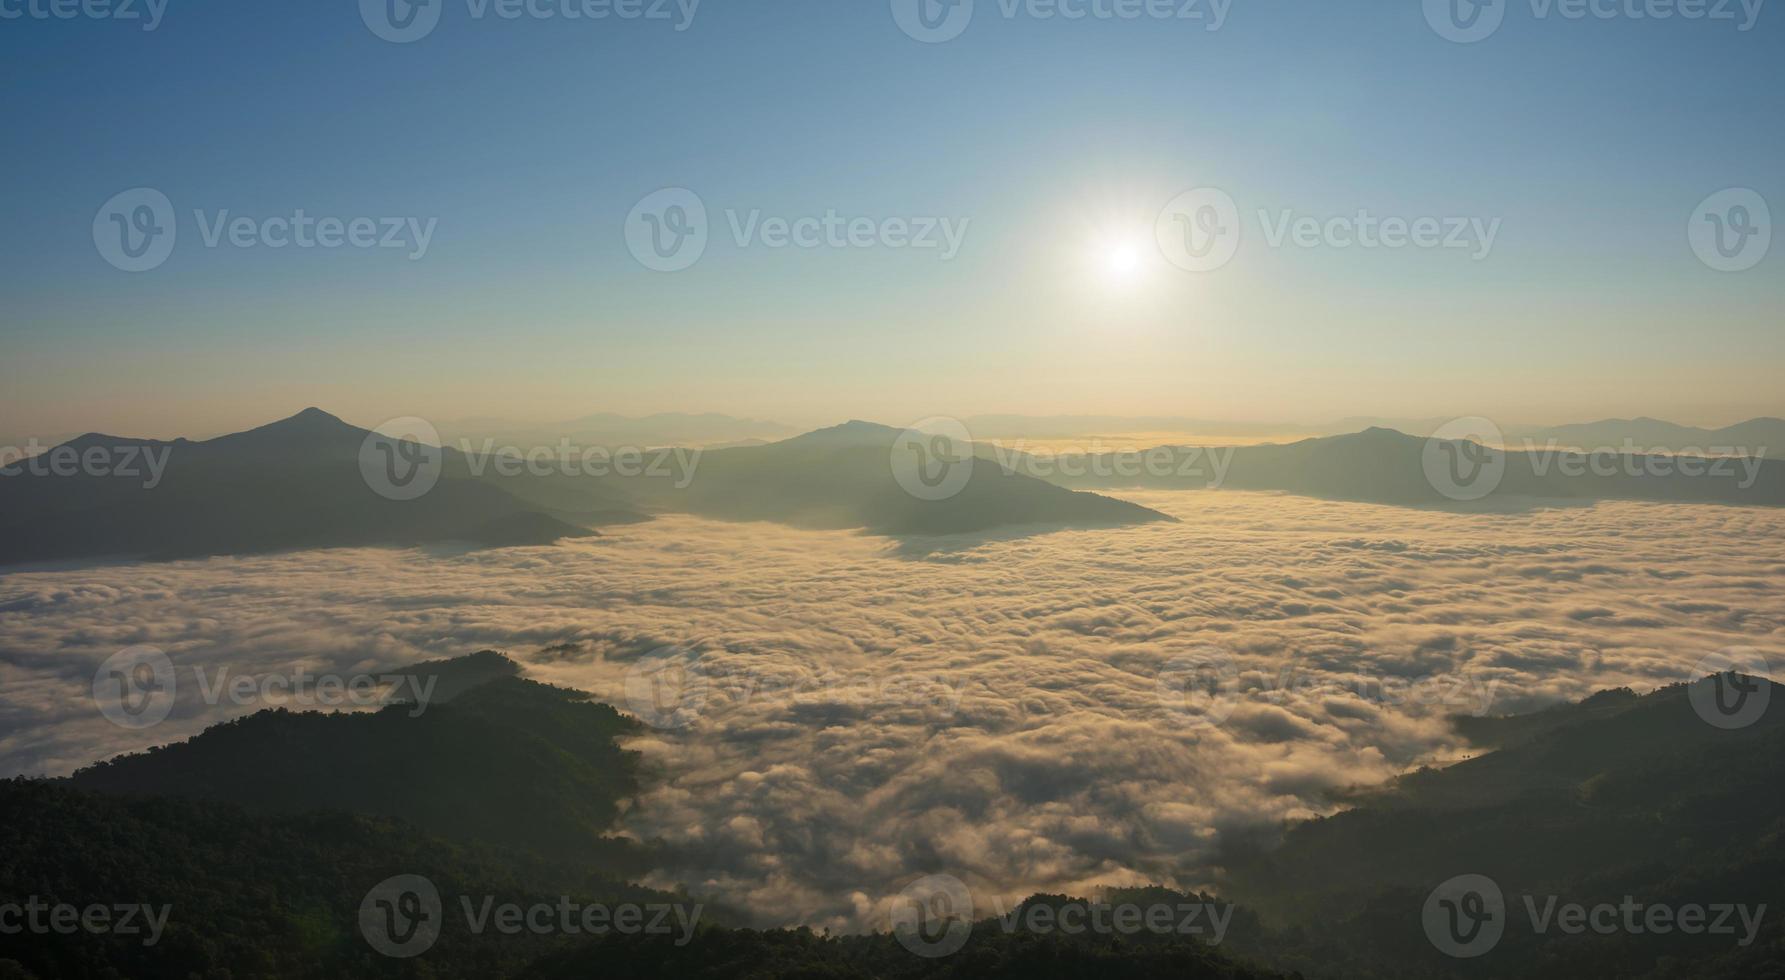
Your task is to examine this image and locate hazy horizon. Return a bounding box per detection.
[7,403,1785,452]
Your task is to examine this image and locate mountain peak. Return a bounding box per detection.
[777,420,904,448]
[284,407,349,426]
[252,407,354,432]
[1344,425,1417,443]
[197,407,364,455]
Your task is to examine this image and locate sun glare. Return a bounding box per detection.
[1105,243,1141,280]
[1089,230,1155,293]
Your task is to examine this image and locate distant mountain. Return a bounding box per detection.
[13,408,1776,566]
[624,420,1171,535]
[0,410,1168,565]
[951,413,1785,451]
[1020,426,1785,508]
[0,409,644,566]
[1512,416,1785,455]
[1303,415,1785,451]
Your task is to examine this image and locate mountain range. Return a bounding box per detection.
[958,414,1785,450]
[0,409,641,566]
[6,408,1782,568]
[0,411,1168,566]
[611,420,1169,535]
[1012,426,1785,508]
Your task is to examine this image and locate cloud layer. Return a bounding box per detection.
[2,492,1781,931]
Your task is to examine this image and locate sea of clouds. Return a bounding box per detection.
[1,491,1781,931]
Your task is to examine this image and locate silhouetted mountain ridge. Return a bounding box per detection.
[620,419,1172,535]
[0,409,637,566]
[1029,425,1784,508]
[1220,674,1785,977]
[69,655,647,869]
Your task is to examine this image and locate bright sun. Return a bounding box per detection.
[1094,235,1150,289]
[1104,243,1141,280]
[1074,213,1156,297]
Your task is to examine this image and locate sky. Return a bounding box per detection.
[2,0,1782,441]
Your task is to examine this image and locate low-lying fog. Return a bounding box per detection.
[2,491,1780,930]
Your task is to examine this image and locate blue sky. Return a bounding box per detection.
[2,0,1781,439]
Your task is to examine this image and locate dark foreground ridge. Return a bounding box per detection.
[4,652,1780,978]
[1219,674,1785,978]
